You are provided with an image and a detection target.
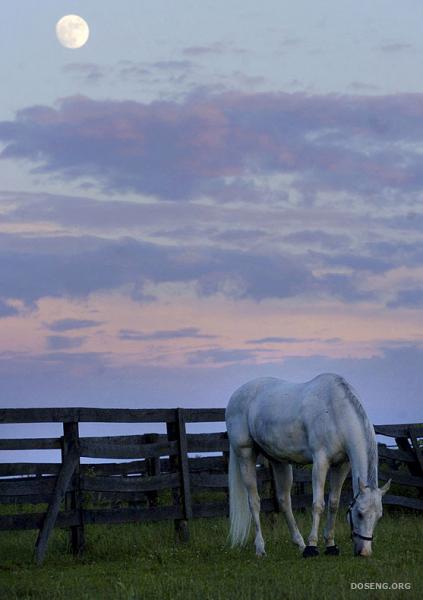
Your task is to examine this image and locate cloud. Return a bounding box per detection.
[310,251,392,274]
[119,327,217,341]
[3,91,423,201]
[247,336,341,344]
[45,335,86,350]
[62,63,107,83]
[63,60,196,86]
[387,287,423,309]
[348,82,380,92]
[0,299,19,318]
[182,42,246,57]
[0,231,327,305]
[44,318,103,332]
[379,43,413,53]
[187,348,257,364]
[282,229,350,250]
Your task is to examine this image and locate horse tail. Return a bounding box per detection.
[228,444,251,547]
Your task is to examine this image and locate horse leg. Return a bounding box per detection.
[323,461,350,555]
[271,460,305,551]
[303,453,330,557]
[238,447,265,556]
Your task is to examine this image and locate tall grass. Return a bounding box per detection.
[0,511,422,600]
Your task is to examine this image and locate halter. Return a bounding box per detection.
[346,489,374,542]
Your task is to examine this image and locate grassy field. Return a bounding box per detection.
[0,510,421,600]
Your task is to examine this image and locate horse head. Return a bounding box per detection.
[348,478,391,556]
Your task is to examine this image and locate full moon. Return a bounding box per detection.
[56,15,90,49]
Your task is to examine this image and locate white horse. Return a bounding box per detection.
[225,373,391,557]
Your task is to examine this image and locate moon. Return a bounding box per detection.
[56,15,90,49]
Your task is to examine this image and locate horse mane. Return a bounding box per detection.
[336,376,378,488]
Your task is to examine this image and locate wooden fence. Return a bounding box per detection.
[0,408,422,564]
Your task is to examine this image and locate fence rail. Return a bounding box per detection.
[0,407,422,564]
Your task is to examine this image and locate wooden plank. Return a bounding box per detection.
[0,463,61,476]
[395,437,422,477]
[145,433,161,508]
[379,470,423,488]
[79,439,178,459]
[0,506,182,531]
[383,494,423,510]
[151,467,309,490]
[0,438,61,450]
[192,502,228,519]
[0,477,57,496]
[191,473,228,489]
[0,406,227,424]
[374,423,423,437]
[80,434,168,445]
[0,510,79,531]
[0,407,177,424]
[177,409,193,521]
[186,432,229,453]
[378,444,417,463]
[409,429,423,473]
[0,494,52,505]
[81,460,148,477]
[183,408,226,423]
[81,472,180,493]
[82,505,183,525]
[188,456,226,473]
[63,422,85,557]
[0,409,420,429]
[166,417,189,543]
[84,491,149,505]
[34,443,79,565]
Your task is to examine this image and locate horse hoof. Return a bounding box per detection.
[324,545,340,556]
[302,545,319,558]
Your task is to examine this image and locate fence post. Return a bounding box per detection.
[166,408,192,542]
[145,433,160,508]
[62,421,84,555]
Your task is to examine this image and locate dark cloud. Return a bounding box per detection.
[119,327,217,341]
[365,239,423,269]
[44,318,103,332]
[387,288,423,309]
[182,43,245,57]
[0,191,218,231]
[247,336,341,344]
[282,229,350,250]
[348,82,380,92]
[64,60,196,86]
[318,273,375,302]
[187,348,257,364]
[45,335,86,350]
[379,43,413,53]
[3,91,423,201]
[311,251,392,274]
[0,232,326,305]
[62,63,107,83]
[0,299,19,318]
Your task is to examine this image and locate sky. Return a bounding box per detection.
[0,0,423,436]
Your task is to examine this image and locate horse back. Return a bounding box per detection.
[226,374,351,464]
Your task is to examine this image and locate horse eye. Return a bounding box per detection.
[357,512,363,519]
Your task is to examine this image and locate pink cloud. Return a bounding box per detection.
[2,91,423,200]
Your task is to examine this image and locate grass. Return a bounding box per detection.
[0,510,422,600]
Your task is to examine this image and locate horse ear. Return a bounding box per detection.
[358,477,366,493]
[380,479,391,496]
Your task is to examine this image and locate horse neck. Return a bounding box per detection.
[345,413,378,495]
